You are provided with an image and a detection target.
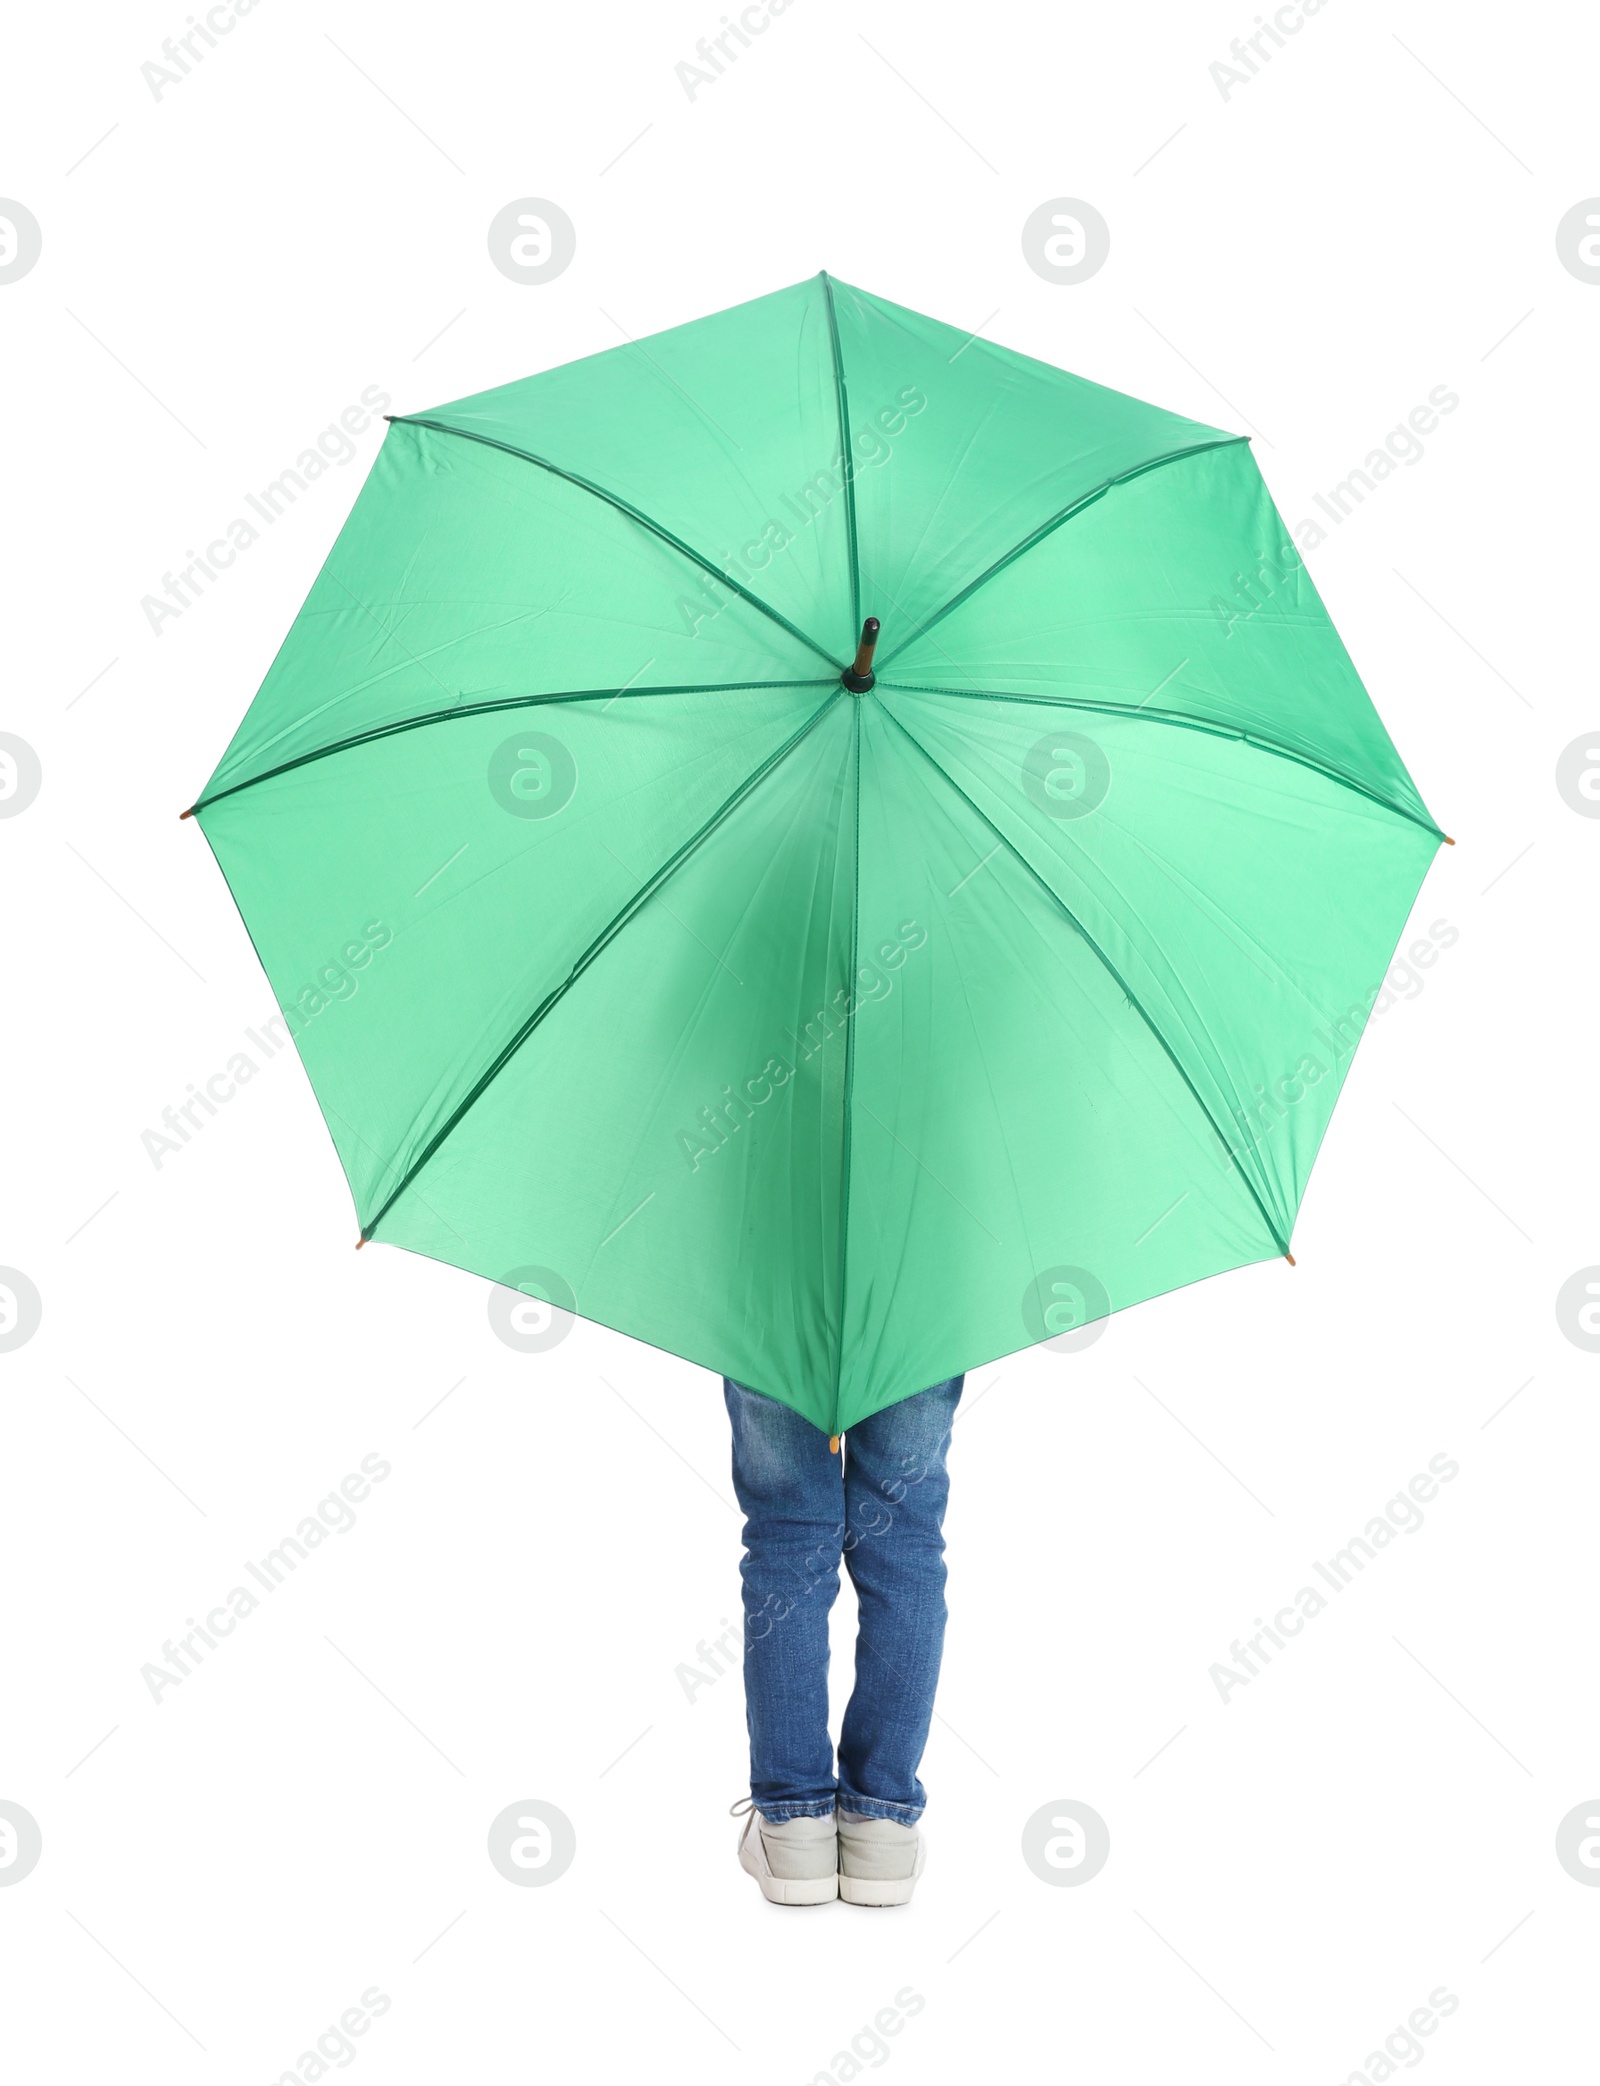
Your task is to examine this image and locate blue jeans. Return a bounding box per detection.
[723,1376,963,1824]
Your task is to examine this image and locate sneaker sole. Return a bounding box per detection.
[839,1872,918,1906]
[754,1871,839,1905]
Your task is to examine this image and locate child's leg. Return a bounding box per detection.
[836,1376,963,1822]
[724,1379,845,1819]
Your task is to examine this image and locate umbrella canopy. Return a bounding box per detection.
[187,274,1446,1433]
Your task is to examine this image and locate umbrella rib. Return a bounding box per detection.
[359,688,847,1244]
[820,273,862,636]
[877,678,1446,841]
[871,694,1291,1259]
[873,436,1249,669]
[185,681,834,814]
[390,416,846,672]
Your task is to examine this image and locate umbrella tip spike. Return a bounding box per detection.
[179,807,193,820]
[355,1234,367,1250]
[842,617,880,692]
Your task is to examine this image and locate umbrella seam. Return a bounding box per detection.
[819,272,862,638]
[877,680,1445,841]
[874,436,1250,668]
[359,688,848,1243]
[389,416,846,673]
[187,682,834,814]
[870,693,1291,1259]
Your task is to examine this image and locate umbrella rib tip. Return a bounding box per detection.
[1284,1250,1296,1266]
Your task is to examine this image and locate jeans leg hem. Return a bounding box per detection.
[753,1800,836,1822]
[836,1794,924,1825]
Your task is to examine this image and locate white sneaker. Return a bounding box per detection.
[733,1801,838,1905]
[837,1810,926,1906]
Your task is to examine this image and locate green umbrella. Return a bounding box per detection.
[186,273,1448,1434]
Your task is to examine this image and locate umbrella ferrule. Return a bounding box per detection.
[841,616,880,692]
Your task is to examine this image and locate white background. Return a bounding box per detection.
[3,0,1597,2079]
